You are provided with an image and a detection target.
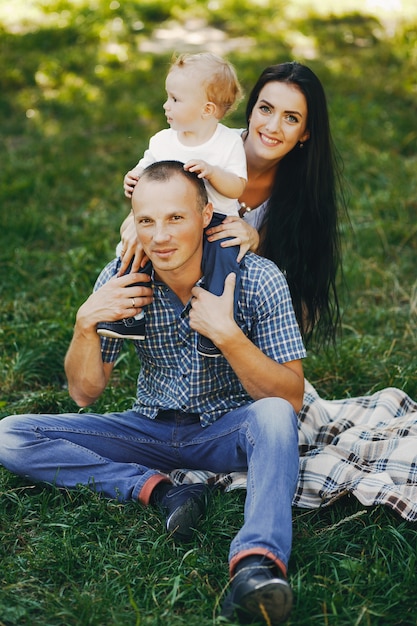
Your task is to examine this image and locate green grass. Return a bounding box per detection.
[1,0,417,624]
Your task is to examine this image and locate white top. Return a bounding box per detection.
[137,124,247,216]
[243,199,268,231]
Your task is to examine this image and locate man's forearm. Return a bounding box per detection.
[64,319,112,408]
[216,326,304,413]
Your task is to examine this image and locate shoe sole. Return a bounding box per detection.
[238,579,293,625]
[197,349,221,358]
[97,329,145,340]
[165,497,204,543]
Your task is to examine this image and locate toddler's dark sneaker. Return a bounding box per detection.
[97,315,145,340]
[197,334,221,358]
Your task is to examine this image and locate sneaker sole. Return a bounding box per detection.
[238,579,293,625]
[197,349,221,358]
[97,329,145,340]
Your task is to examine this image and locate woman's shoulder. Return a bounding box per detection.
[242,200,268,230]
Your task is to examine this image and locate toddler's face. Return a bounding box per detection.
[163,68,208,132]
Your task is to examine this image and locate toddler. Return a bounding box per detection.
[97,52,247,357]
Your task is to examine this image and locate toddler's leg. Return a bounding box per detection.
[198,213,241,357]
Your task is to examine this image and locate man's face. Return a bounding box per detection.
[132,173,213,276]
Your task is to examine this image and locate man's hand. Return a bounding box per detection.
[65,271,154,407]
[190,272,304,411]
[189,273,236,346]
[77,272,154,332]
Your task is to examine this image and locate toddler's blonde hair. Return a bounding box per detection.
[169,52,242,119]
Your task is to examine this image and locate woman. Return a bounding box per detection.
[120,61,344,346]
[206,61,344,346]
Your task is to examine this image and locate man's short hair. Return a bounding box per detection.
[140,160,209,211]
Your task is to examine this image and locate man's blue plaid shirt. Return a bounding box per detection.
[96,252,306,427]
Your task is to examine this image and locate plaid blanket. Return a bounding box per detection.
[170,380,417,521]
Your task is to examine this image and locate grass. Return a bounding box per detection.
[0,0,416,624]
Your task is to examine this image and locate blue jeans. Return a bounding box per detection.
[0,398,298,568]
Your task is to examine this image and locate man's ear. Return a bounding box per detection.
[202,202,214,228]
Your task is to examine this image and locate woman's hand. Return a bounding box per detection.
[205,216,260,262]
[118,212,149,275]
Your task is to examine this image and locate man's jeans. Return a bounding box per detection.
[0,398,298,568]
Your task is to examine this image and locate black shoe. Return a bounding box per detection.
[221,557,293,625]
[159,483,210,543]
[97,316,146,340]
[197,334,221,358]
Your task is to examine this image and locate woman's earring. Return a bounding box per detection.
[299,142,304,149]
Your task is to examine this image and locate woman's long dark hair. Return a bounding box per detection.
[246,62,345,346]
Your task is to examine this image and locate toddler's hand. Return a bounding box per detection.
[123,170,140,198]
[184,159,213,180]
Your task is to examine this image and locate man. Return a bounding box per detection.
[0,161,306,625]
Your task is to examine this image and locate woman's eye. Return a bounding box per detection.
[259,105,271,114]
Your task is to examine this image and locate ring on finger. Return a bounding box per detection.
[131,298,136,308]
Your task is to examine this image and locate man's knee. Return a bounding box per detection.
[0,414,30,463]
[247,397,297,441]
[0,414,16,440]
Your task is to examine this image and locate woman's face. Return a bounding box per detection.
[246,81,310,164]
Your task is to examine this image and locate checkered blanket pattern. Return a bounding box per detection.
[170,380,417,521]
